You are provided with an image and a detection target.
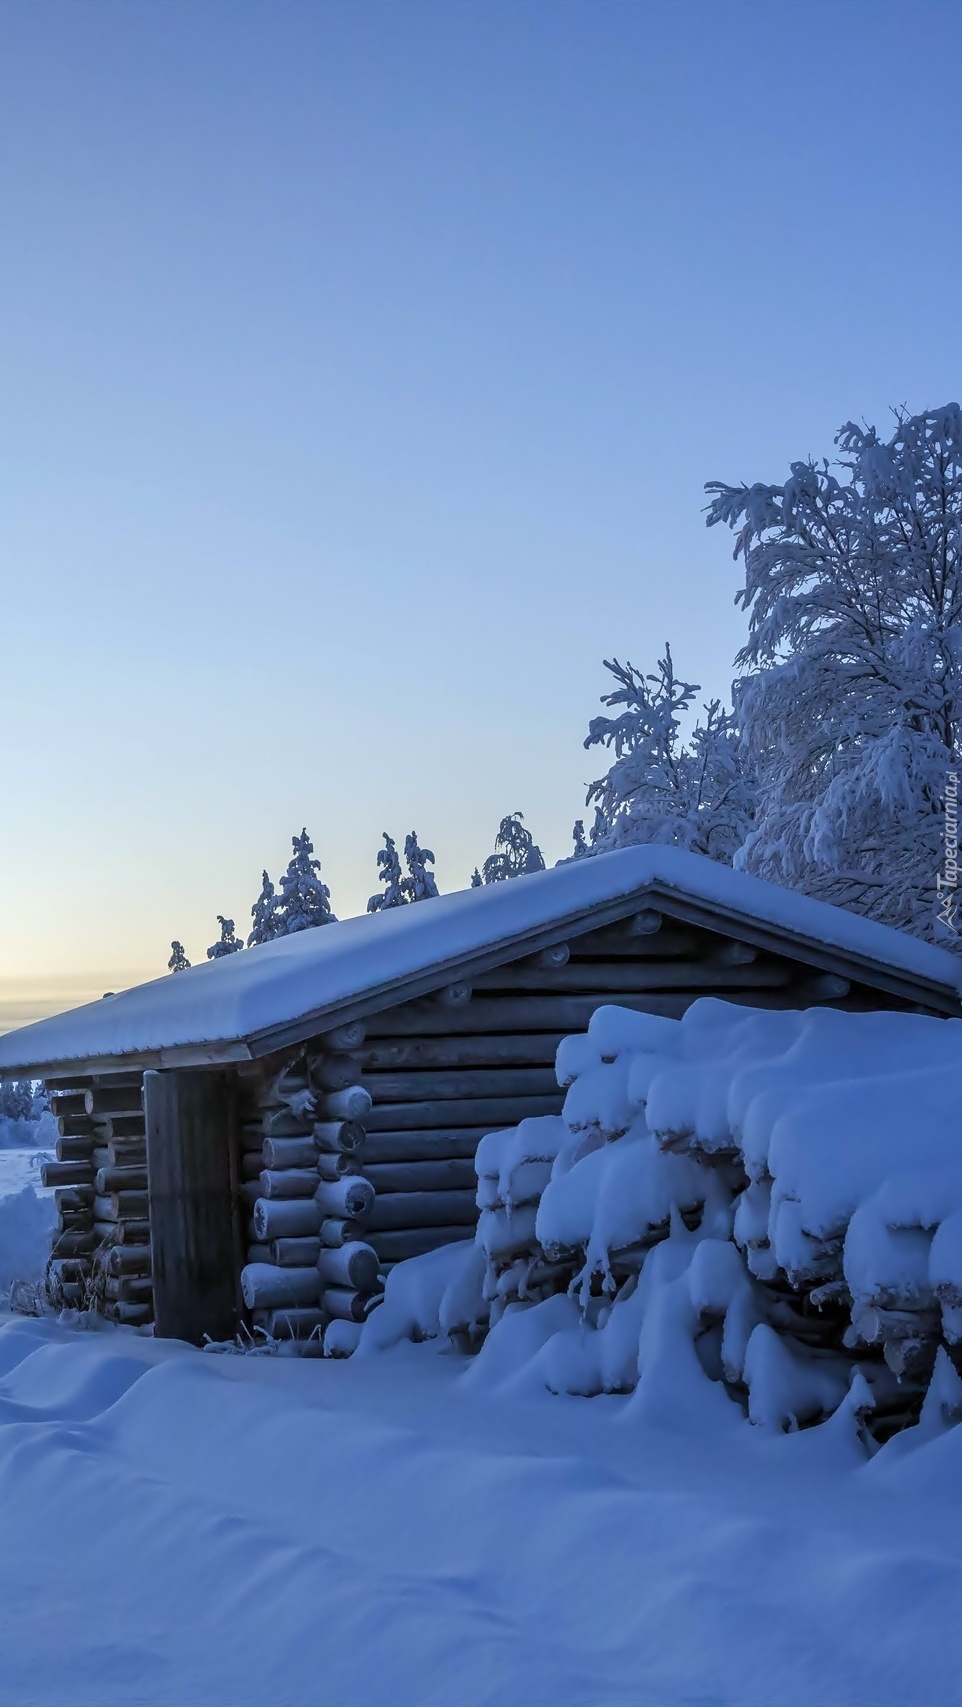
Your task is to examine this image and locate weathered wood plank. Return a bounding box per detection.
[364,1158,477,1193]
[345,1033,567,1072]
[366,1190,478,1232]
[367,1226,473,1263]
[472,962,792,993]
[365,1094,562,1132]
[361,1066,560,1103]
[362,1127,498,1163]
[361,994,694,1036]
[144,1068,241,1345]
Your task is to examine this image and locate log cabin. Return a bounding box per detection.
[1,845,959,1346]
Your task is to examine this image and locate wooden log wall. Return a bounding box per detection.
[228,907,907,1348]
[42,1072,152,1325]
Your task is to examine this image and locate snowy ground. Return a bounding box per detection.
[0,1311,958,1707]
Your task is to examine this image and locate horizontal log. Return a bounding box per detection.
[106,1301,153,1326]
[95,1167,148,1195]
[55,1185,95,1211]
[241,1151,266,1182]
[320,1019,367,1051]
[52,1229,98,1255]
[365,1095,561,1133]
[49,1258,91,1283]
[57,1211,93,1234]
[309,1054,359,1092]
[262,1135,319,1171]
[107,1138,146,1167]
[313,1119,365,1154]
[105,1275,154,1303]
[322,1286,370,1323]
[238,1180,263,1206]
[246,1243,271,1264]
[348,1033,567,1073]
[85,1087,143,1118]
[56,1135,95,1161]
[102,1113,146,1142]
[567,925,698,959]
[799,973,851,1000]
[364,1158,477,1193]
[362,1128,490,1164]
[240,1125,267,1154]
[362,994,694,1036]
[319,1085,372,1122]
[258,1169,320,1200]
[367,1190,478,1232]
[95,1219,150,1245]
[92,1191,149,1221]
[50,1092,87,1118]
[473,962,792,994]
[252,1197,323,1241]
[316,1176,375,1221]
[367,1226,473,1263]
[319,1217,362,1248]
[106,1245,152,1276]
[253,1306,326,1341]
[241,1263,322,1310]
[91,1146,111,1170]
[270,1236,321,1267]
[361,1066,560,1103]
[316,1151,362,1183]
[317,1241,379,1292]
[57,1113,98,1138]
[528,943,570,968]
[436,982,472,1008]
[41,1160,95,1188]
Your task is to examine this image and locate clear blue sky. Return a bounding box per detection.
[2,0,960,1019]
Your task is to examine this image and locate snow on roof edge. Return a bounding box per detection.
[1,846,959,1074]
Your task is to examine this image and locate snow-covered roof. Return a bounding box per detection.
[1,846,960,1076]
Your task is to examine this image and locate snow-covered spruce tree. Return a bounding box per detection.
[206,916,243,960]
[479,813,546,882]
[168,941,191,972]
[401,831,439,902]
[706,403,962,940]
[582,646,754,863]
[470,868,483,888]
[248,870,282,945]
[276,828,335,934]
[367,834,406,912]
[571,819,589,858]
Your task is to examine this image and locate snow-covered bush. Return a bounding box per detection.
[0,1083,53,1150]
[707,403,962,942]
[356,1000,962,1444]
[582,646,754,864]
[0,1185,56,1295]
[207,916,243,960]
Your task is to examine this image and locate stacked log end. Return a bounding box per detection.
[238,1044,382,1347]
[43,1074,152,1325]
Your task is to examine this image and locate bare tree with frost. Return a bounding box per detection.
[479,812,546,882]
[706,403,962,941]
[206,917,243,960]
[276,828,335,934]
[583,646,754,864]
[167,941,191,972]
[401,831,439,902]
[248,870,282,945]
[367,834,406,912]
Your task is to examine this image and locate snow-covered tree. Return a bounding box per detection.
[571,820,589,858]
[706,403,962,941]
[470,867,483,888]
[367,834,406,912]
[207,916,243,960]
[249,870,282,945]
[276,828,335,935]
[582,647,754,864]
[168,941,191,972]
[401,831,439,902]
[479,813,546,882]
